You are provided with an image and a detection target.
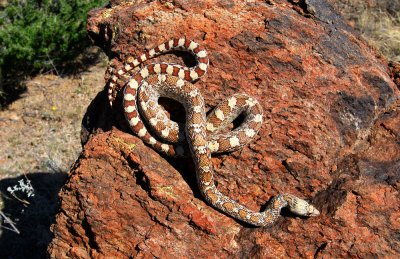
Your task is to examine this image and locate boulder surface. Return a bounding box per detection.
[48,0,399,257]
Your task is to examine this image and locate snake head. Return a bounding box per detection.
[287,196,320,217]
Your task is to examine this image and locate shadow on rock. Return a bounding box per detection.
[0,172,67,259]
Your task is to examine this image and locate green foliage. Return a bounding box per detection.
[0,0,106,105]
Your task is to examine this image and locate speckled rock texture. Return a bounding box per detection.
[48,0,400,257]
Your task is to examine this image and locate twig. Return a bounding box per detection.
[9,192,30,205]
[46,52,60,76]
[0,210,20,234]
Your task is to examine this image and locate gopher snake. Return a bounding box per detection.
[107,38,319,226]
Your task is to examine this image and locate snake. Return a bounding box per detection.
[107,38,320,227]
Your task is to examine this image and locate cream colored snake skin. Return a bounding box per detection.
[108,38,320,227]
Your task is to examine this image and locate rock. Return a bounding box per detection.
[48,0,399,257]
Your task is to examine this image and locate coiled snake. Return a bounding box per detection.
[108,38,319,227]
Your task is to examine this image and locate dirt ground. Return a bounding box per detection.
[0,49,108,257]
[0,52,107,180]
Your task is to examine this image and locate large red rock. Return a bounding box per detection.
[48,0,399,257]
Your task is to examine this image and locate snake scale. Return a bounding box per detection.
[108,38,319,227]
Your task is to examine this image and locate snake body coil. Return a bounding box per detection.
[108,38,319,226]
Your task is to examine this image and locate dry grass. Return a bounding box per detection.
[331,0,400,63]
[358,10,400,62]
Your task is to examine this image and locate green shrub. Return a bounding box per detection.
[0,0,106,106]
